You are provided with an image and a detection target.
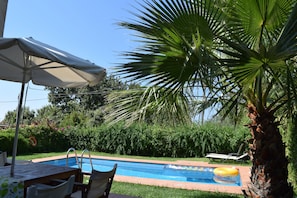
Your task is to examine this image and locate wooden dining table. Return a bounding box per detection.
[0,162,82,197]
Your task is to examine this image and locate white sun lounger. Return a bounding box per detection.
[205,152,249,161]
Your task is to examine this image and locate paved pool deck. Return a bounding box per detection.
[32,155,250,195]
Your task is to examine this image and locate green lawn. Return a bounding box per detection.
[16,151,244,198]
[111,182,241,198]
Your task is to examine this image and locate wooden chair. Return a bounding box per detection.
[26,174,75,198]
[71,164,117,198]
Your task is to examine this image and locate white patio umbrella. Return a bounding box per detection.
[0,37,106,176]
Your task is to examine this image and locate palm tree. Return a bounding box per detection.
[115,0,297,197]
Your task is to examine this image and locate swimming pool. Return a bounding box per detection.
[40,157,241,186]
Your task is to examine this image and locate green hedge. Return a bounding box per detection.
[0,131,29,154]
[0,126,70,155]
[64,122,249,157]
[0,122,250,158]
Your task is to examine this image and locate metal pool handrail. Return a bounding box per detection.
[66,147,80,169]
[81,149,93,170]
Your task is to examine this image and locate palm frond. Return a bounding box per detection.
[117,0,225,91]
[271,3,297,60]
[114,0,297,126]
[226,0,295,49]
[105,86,191,126]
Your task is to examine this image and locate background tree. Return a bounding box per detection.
[46,75,139,112]
[115,0,297,197]
[2,107,35,126]
[35,105,64,127]
[46,87,78,113]
[45,75,141,127]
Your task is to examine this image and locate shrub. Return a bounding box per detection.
[0,129,30,155]
[0,122,250,158]
[63,122,249,157]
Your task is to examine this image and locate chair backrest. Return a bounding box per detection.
[87,164,117,198]
[0,151,7,166]
[237,153,249,160]
[27,174,75,198]
[236,143,245,156]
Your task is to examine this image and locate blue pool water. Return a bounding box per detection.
[40,157,241,186]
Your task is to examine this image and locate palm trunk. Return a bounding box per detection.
[245,104,293,198]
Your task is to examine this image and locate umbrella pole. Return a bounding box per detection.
[10,82,26,177]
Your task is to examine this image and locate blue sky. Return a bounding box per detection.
[0,0,141,121]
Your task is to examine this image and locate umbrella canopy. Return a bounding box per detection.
[0,37,106,176]
[0,37,106,87]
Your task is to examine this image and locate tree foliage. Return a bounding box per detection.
[46,75,139,112]
[2,107,35,126]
